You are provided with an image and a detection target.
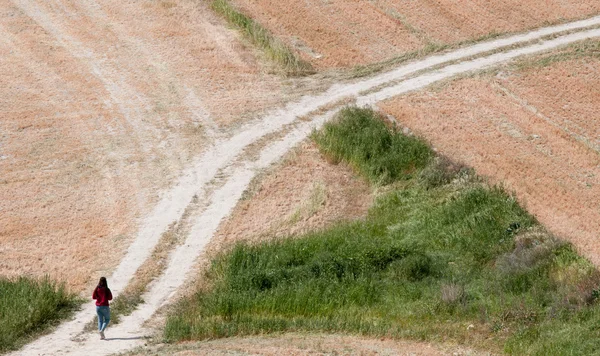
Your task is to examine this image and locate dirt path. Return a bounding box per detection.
[232,0,600,68]
[12,16,600,356]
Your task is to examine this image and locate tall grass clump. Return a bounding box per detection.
[312,107,432,184]
[210,0,314,76]
[0,276,80,352]
[165,108,600,354]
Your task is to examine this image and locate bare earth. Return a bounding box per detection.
[128,333,484,356]
[210,141,372,252]
[231,0,600,68]
[380,48,600,265]
[0,0,295,291]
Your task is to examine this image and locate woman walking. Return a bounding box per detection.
[92,277,113,340]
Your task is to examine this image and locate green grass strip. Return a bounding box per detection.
[0,276,81,353]
[210,0,314,76]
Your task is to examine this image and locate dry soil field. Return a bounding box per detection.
[0,0,303,291]
[3,0,600,354]
[231,0,600,68]
[380,40,600,265]
[2,0,599,295]
[126,333,480,356]
[211,141,372,250]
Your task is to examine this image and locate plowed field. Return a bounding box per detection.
[231,0,600,68]
[380,42,600,264]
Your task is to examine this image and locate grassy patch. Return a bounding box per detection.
[312,107,432,184]
[210,0,314,76]
[165,108,600,354]
[0,276,81,353]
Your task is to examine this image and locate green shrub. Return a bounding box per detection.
[418,155,472,189]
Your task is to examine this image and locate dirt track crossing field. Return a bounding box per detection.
[381,47,600,270]
[9,14,600,355]
[0,0,294,290]
[231,0,600,67]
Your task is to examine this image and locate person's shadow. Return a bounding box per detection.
[104,336,144,341]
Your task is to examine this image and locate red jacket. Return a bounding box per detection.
[92,286,113,307]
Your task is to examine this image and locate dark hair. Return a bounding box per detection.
[98,277,108,288]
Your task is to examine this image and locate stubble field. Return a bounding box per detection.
[380,40,600,265]
[0,0,295,291]
[230,0,600,68]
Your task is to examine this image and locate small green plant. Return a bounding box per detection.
[0,276,81,352]
[389,253,433,281]
[592,288,600,302]
[210,0,314,76]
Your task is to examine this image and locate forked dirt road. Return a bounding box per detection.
[12,15,600,356]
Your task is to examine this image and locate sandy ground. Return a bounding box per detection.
[231,0,600,68]
[380,47,600,265]
[9,16,600,356]
[126,333,485,356]
[0,0,296,291]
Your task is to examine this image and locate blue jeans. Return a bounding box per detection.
[96,306,110,332]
